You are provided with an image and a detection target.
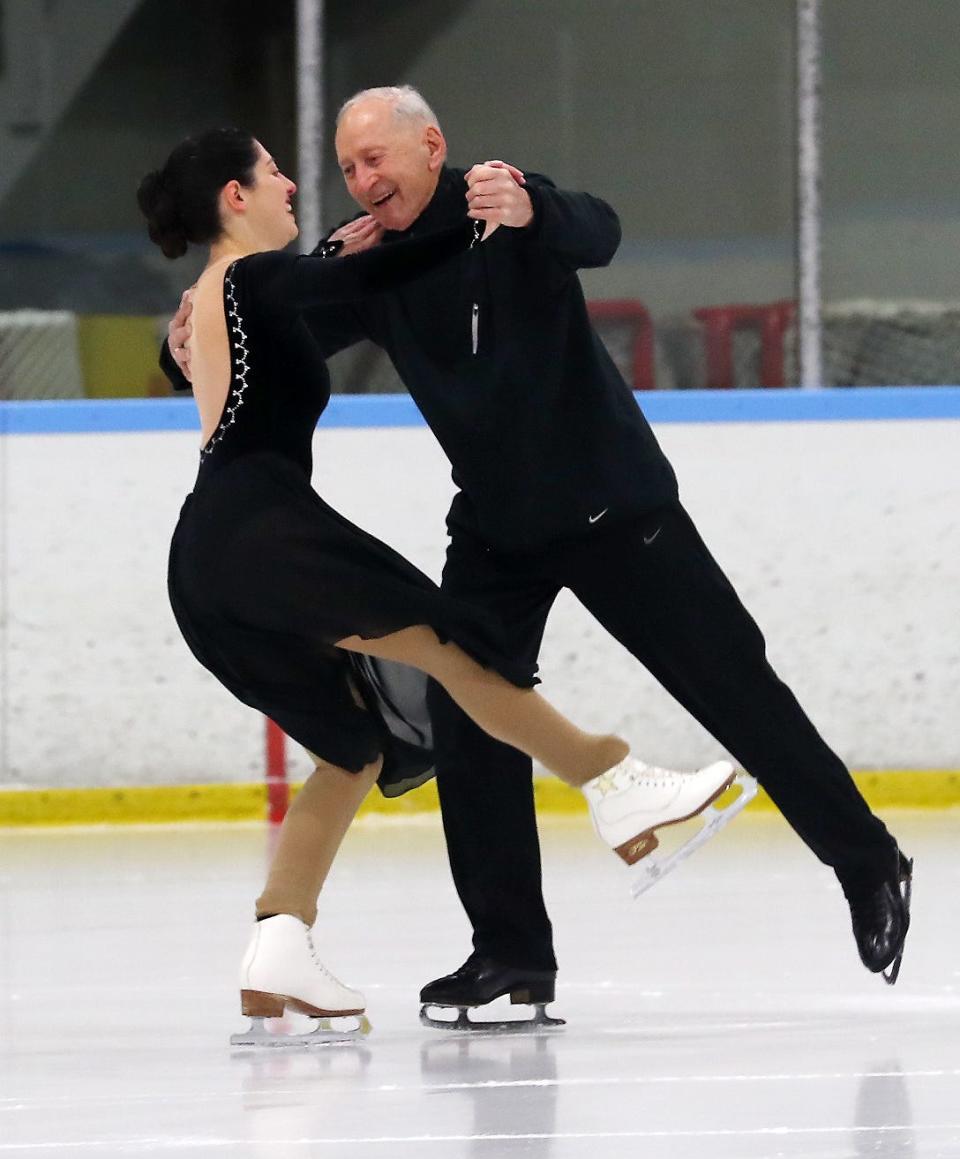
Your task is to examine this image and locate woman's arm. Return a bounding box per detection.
[250,221,474,310]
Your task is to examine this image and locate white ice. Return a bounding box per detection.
[0,810,957,1157]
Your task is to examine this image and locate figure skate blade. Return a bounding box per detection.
[630,772,758,898]
[230,1012,371,1049]
[883,857,913,985]
[419,1002,565,1035]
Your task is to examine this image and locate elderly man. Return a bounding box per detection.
[166,86,911,1021]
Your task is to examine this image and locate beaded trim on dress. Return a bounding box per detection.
[201,260,250,456]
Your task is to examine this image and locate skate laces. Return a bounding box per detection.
[632,761,685,788]
[591,758,680,795]
[305,930,343,985]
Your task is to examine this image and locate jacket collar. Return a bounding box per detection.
[386,166,467,240]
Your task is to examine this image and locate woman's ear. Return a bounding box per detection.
[221,179,247,215]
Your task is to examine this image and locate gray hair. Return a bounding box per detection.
[336,85,441,131]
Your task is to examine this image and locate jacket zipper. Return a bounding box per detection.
[469,220,483,355]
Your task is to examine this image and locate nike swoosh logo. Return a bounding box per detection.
[643,527,662,546]
[588,508,609,525]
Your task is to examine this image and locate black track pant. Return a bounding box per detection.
[428,501,897,972]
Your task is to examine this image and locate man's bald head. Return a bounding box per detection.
[336,85,441,133]
[335,86,447,231]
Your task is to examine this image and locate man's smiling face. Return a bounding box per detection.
[335,98,445,232]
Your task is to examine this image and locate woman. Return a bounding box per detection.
[137,128,733,1031]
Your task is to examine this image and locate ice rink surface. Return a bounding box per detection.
[0,809,957,1157]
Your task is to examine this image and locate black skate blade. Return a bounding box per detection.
[882,858,913,986]
[882,949,905,986]
[419,1002,565,1034]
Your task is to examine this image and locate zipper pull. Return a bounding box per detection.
[470,221,483,352]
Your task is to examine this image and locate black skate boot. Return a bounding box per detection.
[419,953,564,1032]
[843,851,913,985]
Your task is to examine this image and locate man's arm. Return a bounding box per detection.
[465,162,620,270]
[522,175,621,269]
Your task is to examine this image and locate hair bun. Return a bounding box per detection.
[136,169,189,259]
[138,129,258,258]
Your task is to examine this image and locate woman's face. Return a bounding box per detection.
[240,142,298,248]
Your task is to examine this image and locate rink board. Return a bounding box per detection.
[0,769,958,827]
[2,387,958,801]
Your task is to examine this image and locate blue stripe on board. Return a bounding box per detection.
[3,386,960,434]
[0,394,426,434]
[646,386,960,423]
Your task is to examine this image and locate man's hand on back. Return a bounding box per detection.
[168,289,194,382]
[465,161,532,233]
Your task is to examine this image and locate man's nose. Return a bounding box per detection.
[356,166,378,197]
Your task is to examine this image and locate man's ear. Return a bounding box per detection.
[425,125,447,172]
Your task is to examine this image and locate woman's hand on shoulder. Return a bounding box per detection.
[326,215,384,256]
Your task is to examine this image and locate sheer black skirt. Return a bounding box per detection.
[168,452,536,796]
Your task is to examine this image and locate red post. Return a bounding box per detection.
[587,299,656,390]
[693,300,796,388]
[265,718,289,825]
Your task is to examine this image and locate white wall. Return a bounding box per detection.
[3,416,958,787]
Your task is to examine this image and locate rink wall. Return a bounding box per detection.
[1,388,958,823]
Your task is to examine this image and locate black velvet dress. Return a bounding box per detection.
[168,225,536,796]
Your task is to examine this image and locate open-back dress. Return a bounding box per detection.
[168,224,536,796]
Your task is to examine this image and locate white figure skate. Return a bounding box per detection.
[581,758,758,896]
[230,914,371,1048]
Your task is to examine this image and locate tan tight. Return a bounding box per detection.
[338,626,629,785]
[256,624,629,925]
[256,756,380,927]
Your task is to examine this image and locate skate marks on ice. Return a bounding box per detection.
[0,815,958,1156]
[224,1025,959,1158]
[99,1028,960,1156]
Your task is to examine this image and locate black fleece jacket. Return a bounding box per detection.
[163,165,678,553]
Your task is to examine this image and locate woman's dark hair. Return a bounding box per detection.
[137,128,259,259]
